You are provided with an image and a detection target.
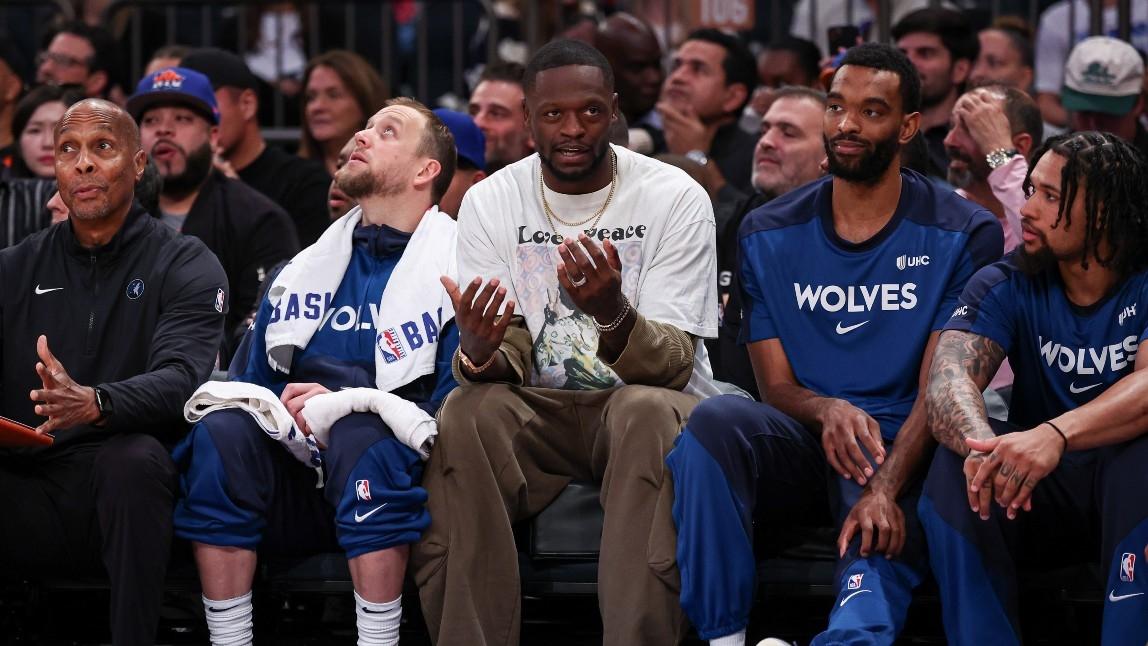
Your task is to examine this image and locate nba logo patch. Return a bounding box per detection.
[1121,553,1136,582]
[378,327,407,364]
[848,573,864,590]
[355,480,371,501]
[215,288,225,313]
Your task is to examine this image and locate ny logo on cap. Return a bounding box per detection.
[152,69,185,90]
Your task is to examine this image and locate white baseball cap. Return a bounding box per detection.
[1062,36,1145,116]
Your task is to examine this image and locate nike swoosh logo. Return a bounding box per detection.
[34,285,63,295]
[1069,381,1103,394]
[353,503,388,523]
[839,589,872,607]
[1108,590,1145,602]
[835,320,869,335]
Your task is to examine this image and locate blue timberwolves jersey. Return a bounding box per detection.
[232,225,457,407]
[739,170,1002,439]
[946,253,1148,429]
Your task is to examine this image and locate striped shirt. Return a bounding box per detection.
[0,178,55,249]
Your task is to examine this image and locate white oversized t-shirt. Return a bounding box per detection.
[456,144,719,396]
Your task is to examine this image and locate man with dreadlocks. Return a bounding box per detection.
[918,130,1148,645]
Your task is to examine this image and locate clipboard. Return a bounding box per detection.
[0,415,53,447]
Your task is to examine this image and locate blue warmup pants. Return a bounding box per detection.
[173,408,429,559]
[918,419,1148,645]
[666,395,928,644]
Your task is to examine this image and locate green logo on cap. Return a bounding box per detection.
[1081,61,1117,86]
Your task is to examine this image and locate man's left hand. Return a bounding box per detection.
[556,235,626,325]
[837,486,905,559]
[29,335,100,434]
[966,425,1064,519]
[656,101,714,155]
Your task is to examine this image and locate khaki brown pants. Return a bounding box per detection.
[411,382,698,646]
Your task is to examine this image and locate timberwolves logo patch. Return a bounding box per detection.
[126,278,145,300]
[378,327,407,363]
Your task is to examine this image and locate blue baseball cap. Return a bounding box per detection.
[433,108,486,172]
[126,66,220,125]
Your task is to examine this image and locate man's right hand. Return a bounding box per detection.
[816,398,886,486]
[441,275,516,370]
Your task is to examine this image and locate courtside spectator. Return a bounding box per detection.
[412,39,718,646]
[0,39,26,176]
[173,97,458,646]
[712,86,827,397]
[969,18,1034,91]
[1034,0,1148,129]
[328,137,356,221]
[666,43,1002,646]
[921,131,1148,645]
[300,50,388,176]
[9,84,84,179]
[742,36,823,135]
[0,98,227,646]
[433,108,485,219]
[657,29,758,194]
[893,8,979,178]
[127,67,299,361]
[944,84,1042,250]
[1062,37,1148,160]
[183,48,332,246]
[35,22,117,99]
[144,44,190,78]
[468,61,534,173]
[596,13,664,127]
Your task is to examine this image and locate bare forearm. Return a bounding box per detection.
[453,318,532,385]
[763,382,837,431]
[925,331,1005,456]
[1053,369,1148,451]
[868,398,934,498]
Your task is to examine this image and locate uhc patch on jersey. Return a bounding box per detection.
[378,327,407,363]
[355,479,372,501]
[1121,552,1136,582]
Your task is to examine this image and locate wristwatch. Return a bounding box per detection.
[93,386,114,422]
[985,148,1019,170]
[685,149,710,167]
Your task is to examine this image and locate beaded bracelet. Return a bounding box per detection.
[594,297,632,333]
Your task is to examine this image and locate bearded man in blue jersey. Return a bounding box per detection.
[665,43,1003,646]
[920,131,1148,645]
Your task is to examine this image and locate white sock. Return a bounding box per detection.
[202,592,253,646]
[354,590,402,646]
[711,630,746,646]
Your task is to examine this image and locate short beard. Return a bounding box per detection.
[1015,245,1057,276]
[335,165,400,200]
[160,142,213,198]
[947,164,973,189]
[824,132,900,186]
[538,143,609,183]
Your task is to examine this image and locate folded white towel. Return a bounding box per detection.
[184,381,322,472]
[301,388,437,460]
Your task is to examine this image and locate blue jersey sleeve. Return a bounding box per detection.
[932,210,1004,331]
[943,261,1017,352]
[737,231,777,344]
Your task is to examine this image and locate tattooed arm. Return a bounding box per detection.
[925,330,1007,456]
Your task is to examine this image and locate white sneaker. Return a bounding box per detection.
[755,639,796,646]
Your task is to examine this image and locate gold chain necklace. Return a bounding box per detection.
[540,149,618,233]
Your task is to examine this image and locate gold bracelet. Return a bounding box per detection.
[593,297,632,333]
[459,349,498,375]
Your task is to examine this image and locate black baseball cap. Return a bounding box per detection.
[180,47,259,91]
